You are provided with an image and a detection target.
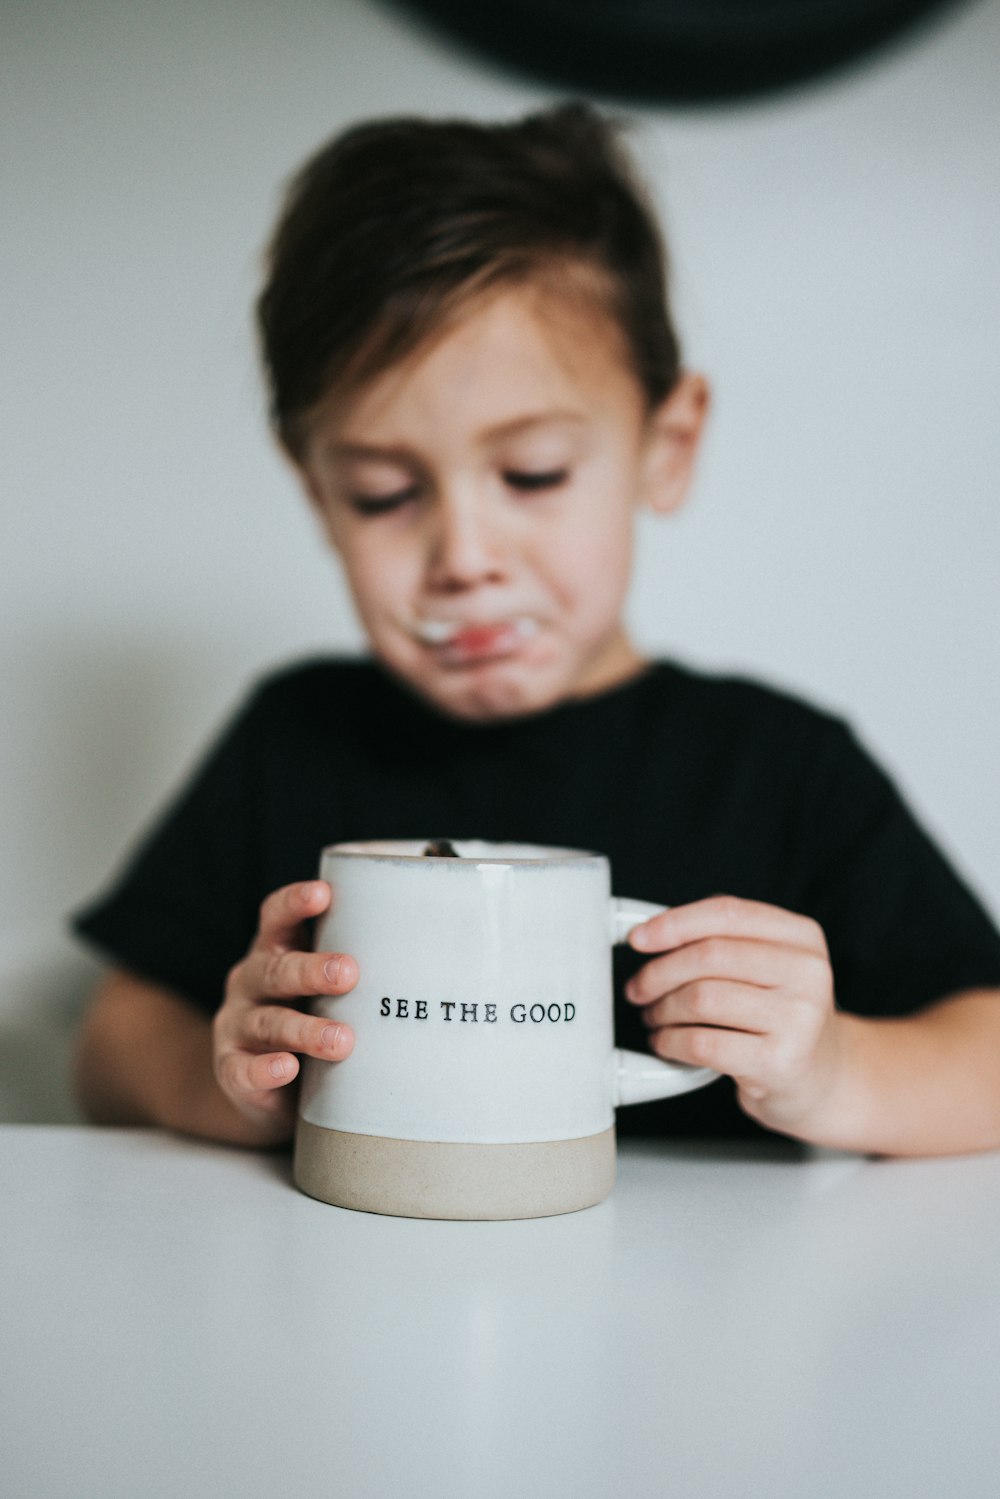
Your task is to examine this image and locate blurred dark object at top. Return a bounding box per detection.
[385,0,966,103]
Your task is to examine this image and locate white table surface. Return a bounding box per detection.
[3,1125,1000,1499]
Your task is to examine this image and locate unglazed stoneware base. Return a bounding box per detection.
[293,1120,617,1220]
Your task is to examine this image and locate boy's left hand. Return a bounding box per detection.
[625,895,845,1139]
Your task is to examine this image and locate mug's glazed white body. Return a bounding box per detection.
[294,841,717,1219]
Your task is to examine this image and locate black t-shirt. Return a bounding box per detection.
[72,657,1000,1139]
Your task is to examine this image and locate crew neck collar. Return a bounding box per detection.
[372,656,666,736]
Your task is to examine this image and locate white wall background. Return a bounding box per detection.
[3,0,999,1121]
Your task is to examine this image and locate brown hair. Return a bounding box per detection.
[256,101,682,457]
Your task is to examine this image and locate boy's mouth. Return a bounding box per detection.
[411,615,540,664]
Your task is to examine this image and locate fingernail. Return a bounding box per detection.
[624,981,638,1003]
[322,1024,343,1051]
[269,1057,288,1079]
[631,925,652,951]
[324,957,343,983]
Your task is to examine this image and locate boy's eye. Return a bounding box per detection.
[348,486,419,516]
[504,469,568,492]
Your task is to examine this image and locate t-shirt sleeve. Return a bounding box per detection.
[70,690,268,1014]
[796,719,1000,1017]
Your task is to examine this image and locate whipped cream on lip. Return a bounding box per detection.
[409,614,541,663]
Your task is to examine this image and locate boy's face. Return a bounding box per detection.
[296,281,704,722]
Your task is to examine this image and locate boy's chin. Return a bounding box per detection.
[392,655,566,724]
[427,674,555,724]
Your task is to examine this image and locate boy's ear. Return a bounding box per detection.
[640,372,711,515]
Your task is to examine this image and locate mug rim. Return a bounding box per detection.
[322,839,602,867]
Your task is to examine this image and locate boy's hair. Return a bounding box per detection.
[257,101,682,456]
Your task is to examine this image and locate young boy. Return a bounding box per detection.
[73,103,1000,1157]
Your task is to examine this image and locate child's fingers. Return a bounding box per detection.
[625,936,777,1005]
[218,1049,313,1109]
[254,880,332,952]
[214,881,359,1113]
[648,1019,764,1079]
[639,979,775,1036]
[215,1020,354,1107]
[625,936,829,1008]
[240,1004,355,1063]
[629,895,826,957]
[217,1047,301,1102]
[230,946,358,1005]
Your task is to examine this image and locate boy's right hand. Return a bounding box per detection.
[212,881,358,1140]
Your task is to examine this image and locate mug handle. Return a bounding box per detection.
[609,897,719,1107]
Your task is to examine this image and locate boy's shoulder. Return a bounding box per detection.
[243,655,390,716]
[648,658,876,794]
[249,653,380,695]
[655,658,849,740]
[212,656,393,756]
[649,661,899,839]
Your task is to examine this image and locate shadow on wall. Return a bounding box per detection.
[2,629,236,1123]
[0,955,98,1123]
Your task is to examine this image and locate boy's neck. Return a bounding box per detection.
[569,630,649,702]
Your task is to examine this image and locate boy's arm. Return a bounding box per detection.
[799,990,1000,1157]
[74,881,359,1148]
[75,971,279,1147]
[626,896,1000,1157]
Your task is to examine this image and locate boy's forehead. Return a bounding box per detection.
[327,411,589,461]
[313,283,639,453]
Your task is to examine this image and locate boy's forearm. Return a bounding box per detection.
[800,989,1000,1157]
[74,974,288,1148]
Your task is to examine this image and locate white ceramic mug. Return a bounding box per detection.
[294,840,718,1219]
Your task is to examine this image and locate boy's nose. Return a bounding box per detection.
[425,497,508,591]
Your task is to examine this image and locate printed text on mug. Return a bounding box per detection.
[379,998,576,1023]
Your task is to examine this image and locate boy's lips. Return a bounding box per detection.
[410,615,540,664]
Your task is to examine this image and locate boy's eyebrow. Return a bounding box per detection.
[328,411,586,461]
[479,411,587,441]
